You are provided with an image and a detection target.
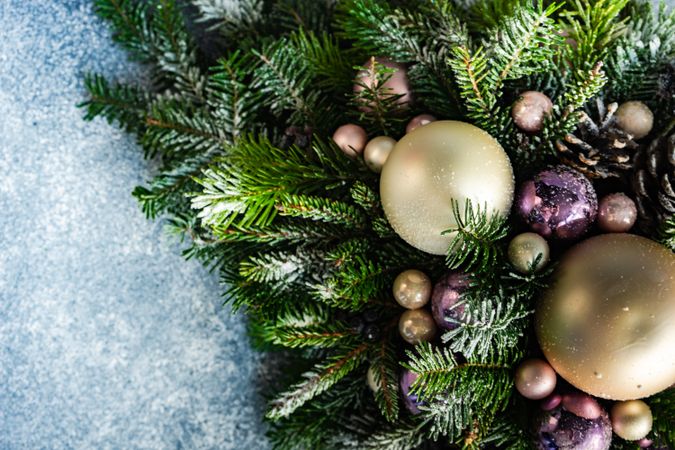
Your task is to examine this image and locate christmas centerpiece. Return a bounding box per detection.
[81,0,675,448]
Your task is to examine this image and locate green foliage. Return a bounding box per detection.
[649,388,675,448]
[80,74,148,133]
[659,215,675,251]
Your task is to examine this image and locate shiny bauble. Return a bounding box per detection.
[333,124,367,158]
[536,233,675,400]
[535,405,612,450]
[398,309,437,345]
[367,365,380,393]
[562,392,603,420]
[406,114,436,133]
[400,369,424,415]
[393,269,432,309]
[354,57,411,111]
[597,193,637,233]
[615,101,654,139]
[611,400,653,441]
[511,91,553,133]
[431,271,469,330]
[380,120,515,255]
[517,165,597,240]
[541,393,562,411]
[508,232,550,273]
[515,358,557,400]
[364,136,396,173]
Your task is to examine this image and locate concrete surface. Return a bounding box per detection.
[0,1,269,448]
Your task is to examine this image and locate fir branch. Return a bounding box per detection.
[659,215,675,251]
[80,74,149,134]
[443,200,510,272]
[357,418,429,450]
[649,388,675,448]
[312,255,388,310]
[266,343,369,420]
[369,339,400,422]
[277,195,367,229]
[192,0,263,36]
[239,249,324,285]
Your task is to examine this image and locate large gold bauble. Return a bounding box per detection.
[536,233,675,400]
[380,121,514,255]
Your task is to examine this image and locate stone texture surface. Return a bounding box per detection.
[0,1,269,448]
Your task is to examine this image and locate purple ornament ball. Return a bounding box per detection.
[430,271,469,330]
[517,165,598,240]
[399,369,424,415]
[535,406,612,450]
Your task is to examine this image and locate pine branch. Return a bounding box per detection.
[80,74,149,134]
[266,343,369,420]
[649,388,675,448]
[659,215,675,251]
[192,0,263,36]
[277,195,368,229]
[369,339,400,422]
[444,200,510,272]
[239,249,324,285]
[357,418,429,450]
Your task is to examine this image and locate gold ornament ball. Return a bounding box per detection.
[364,136,396,173]
[615,101,653,139]
[380,120,515,255]
[399,309,437,345]
[611,400,653,441]
[393,269,432,309]
[536,233,675,400]
[333,124,367,158]
[514,358,557,400]
[508,232,550,273]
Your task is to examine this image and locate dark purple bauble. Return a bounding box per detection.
[400,369,424,415]
[517,165,598,240]
[535,406,612,450]
[430,271,469,330]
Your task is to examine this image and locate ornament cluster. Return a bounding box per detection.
[332,58,673,449]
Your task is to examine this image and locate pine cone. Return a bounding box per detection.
[632,120,675,232]
[556,100,639,179]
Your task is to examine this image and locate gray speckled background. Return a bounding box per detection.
[0,1,270,448]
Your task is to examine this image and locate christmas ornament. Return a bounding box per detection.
[561,392,603,420]
[364,136,396,173]
[597,193,637,233]
[541,393,562,411]
[517,165,597,240]
[393,269,432,309]
[615,101,654,139]
[556,100,638,179]
[367,365,379,393]
[514,358,557,400]
[333,124,367,158]
[279,125,313,149]
[398,309,436,345]
[354,57,411,111]
[406,114,436,133]
[430,271,469,330]
[535,405,612,450]
[511,91,553,133]
[536,233,675,400]
[633,122,675,231]
[611,400,653,441]
[380,120,515,254]
[400,369,423,415]
[507,232,550,273]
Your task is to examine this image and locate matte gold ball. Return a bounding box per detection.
[508,232,550,273]
[398,309,437,345]
[364,136,396,173]
[380,121,515,255]
[333,124,367,158]
[514,358,557,400]
[536,234,675,400]
[615,101,653,139]
[611,400,653,441]
[393,269,432,309]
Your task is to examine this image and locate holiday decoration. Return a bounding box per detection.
[354,57,411,111]
[380,120,515,254]
[392,269,432,309]
[430,271,469,330]
[517,165,597,239]
[332,124,367,158]
[556,101,638,179]
[514,358,557,400]
[85,0,675,447]
[633,122,675,231]
[405,114,436,133]
[507,232,550,273]
[511,91,553,133]
[398,309,436,345]
[535,405,612,450]
[611,400,653,441]
[537,234,675,400]
[597,193,637,233]
[614,101,654,139]
[364,136,395,173]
